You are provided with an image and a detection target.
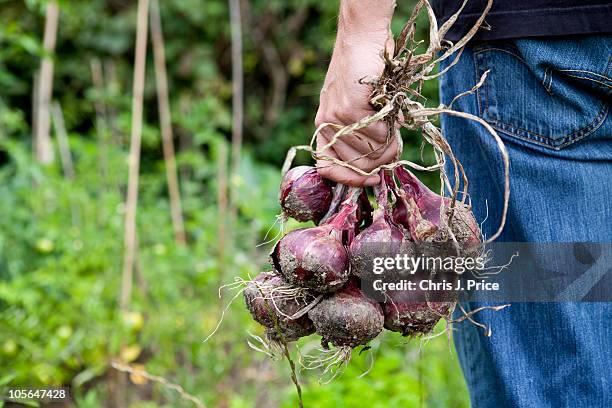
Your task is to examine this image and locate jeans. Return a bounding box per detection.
[439,35,612,407]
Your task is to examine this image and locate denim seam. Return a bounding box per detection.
[558,69,612,81]
[474,51,493,118]
[474,47,527,65]
[475,46,523,119]
[543,67,554,95]
[559,57,612,91]
[473,49,484,118]
[559,55,612,79]
[484,67,491,118]
[488,101,609,149]
[564,74,612,90]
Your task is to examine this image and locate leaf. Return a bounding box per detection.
[72,366,104,388]
[16,35,41,56]
[0,373,16,386]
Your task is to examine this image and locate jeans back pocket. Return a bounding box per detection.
[473,36,611,150]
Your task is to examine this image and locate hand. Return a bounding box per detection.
[315,0,399,187]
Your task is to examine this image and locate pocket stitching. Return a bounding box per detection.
[473,48,493,119]
[557,57,612,92]
[475,46,610,150]
[488,101,609,150]
[474,47,527,65]
[558,54,612,80]
[562,73,612,91]
[558,69,611,81]
[473,50,484,118]
[542,67,554,95]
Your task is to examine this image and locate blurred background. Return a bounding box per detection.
[0,0,469,406]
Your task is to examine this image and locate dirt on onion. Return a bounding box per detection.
[394,166,481,250]
[243,271,315,342]
[382,288,453,337]
[308,280,384,348]
[279,166,333,223]
[270,192,359,293]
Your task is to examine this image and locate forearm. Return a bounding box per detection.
[315,0,399,187]
[338,0,396,38]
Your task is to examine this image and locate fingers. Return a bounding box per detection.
[329,129,387,160]
[317,159,380,187]
[314,104,401,188]
[318,130,380,166]
[336,127,392,160]
[317,132,400,172]
[315,144,379,187]
[315,131,400,187]
[315,104,398,163]
[360,120,392,144]
[316,109,391,149]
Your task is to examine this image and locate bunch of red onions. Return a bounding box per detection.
[244,165,482,349]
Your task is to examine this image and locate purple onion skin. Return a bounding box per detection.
[382,288,453,337]
[350,212,406,280]
[309,280,384,348]
[395,166,443,226]
[351,173,408,280]
[271,198,360,293]
[271,226,349,293]
[243,271,315,342]
[394,167,481,248]
[280,166,333,223]
[392,199,409,229]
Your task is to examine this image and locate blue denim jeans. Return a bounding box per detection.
[439,35,612,407]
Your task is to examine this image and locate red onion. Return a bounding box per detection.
[384,168,465,336]
[382,288,451,336]
[271,191,360,293]
[308,279,383,348]
[393,167,481,248]
[350,172,407,280]
[280,166,333,223]
[243,271,315,342]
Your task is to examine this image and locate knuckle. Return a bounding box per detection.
[317,164,361,187]
[314,111,326,128]
[333,97,356,124]
[370,129,390,144]
[315,133,327,145]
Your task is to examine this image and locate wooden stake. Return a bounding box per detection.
[228,0,243,219]
[51,101,80,227]
[90,58,110,186]
[150,0,187,245]
[104,59,121,145]
[217,142,228,284]
[32,72,40,158]
[50,102,74,180]
[34,1,59,164]
[121,0,150,311]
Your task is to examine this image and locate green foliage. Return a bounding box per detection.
[287,331,469,408]
[0,0,469,406]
